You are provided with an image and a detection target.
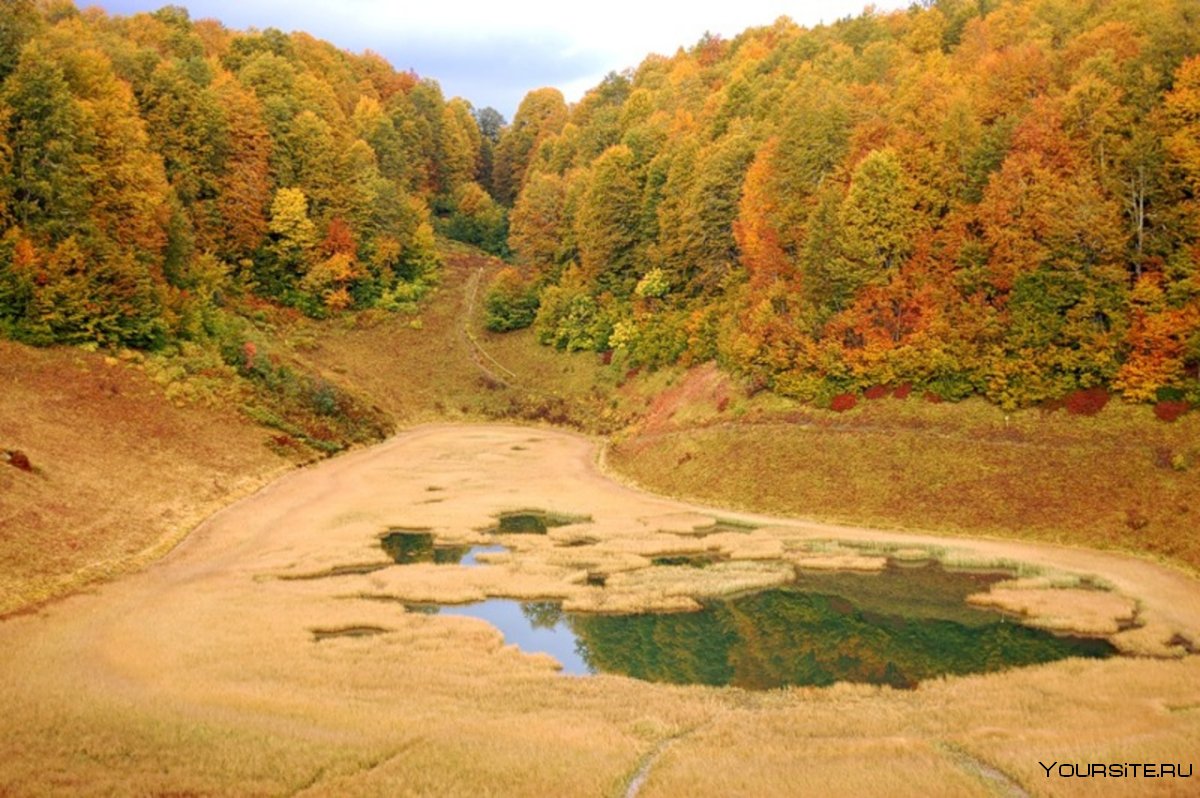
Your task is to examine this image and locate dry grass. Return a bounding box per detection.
[967,586,1139,637]
[0,243,623,616]
[290,245,637,434]
[607,396,1200,573]
[4,240,1200,795]
[2,425,1197,796]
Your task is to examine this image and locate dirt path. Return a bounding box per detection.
[460,262,520,388]
[1,424,1197,796]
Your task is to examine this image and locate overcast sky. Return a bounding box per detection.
[92,1,909,119]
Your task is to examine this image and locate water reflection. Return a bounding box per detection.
[434,600,591,675]
[380,530,468,564]
[411,563,1115,689]
[488,509,592,535]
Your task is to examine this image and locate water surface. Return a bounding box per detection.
[412,562,1114,688]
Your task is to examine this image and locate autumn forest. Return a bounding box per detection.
[2,0,1200,412]
[4,4,1200,792]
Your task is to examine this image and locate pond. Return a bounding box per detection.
[487,509,593,535]
[379,530,505,565]
[411,561,1115,689]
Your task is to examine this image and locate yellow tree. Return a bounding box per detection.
[1164,55,1200,198]
[439,98,481,195]
[493,87,568,203]
[212,71,272,258]
[509,170,569,278]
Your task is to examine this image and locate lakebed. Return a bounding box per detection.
[1,424,1198,796]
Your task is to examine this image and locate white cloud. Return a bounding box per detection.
[95,0,909,117]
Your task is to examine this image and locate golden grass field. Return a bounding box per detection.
[607,375,1200,574]
[1,424,1198,796]
[2,246,1199,795]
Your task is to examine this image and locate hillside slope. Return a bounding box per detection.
[6,237,1200,619]
[0,341,286,615]
[0,243,631,615]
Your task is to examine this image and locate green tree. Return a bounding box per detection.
[576,145,641,297]
[833,149,920,298]
[352,95,406,186]
[673,132,756,295]
[2,39,95,242]
[484,267,539,331]
[0,0,41,82]
[473,105,505,189]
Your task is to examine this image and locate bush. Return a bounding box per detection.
[830,393,857,412]
[1064,387,1110,416]
[4,450,33,472]
[1154,400,1189,422]
[1156,386,1186,402]
[438,183,509,256]
[534,277,613,352]
[620,313,689,368]
[864,384,889,400]
[892,383,912,399]
[635,268,670,299]
[484,268,539,332]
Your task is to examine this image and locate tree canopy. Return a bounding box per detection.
[0,4,494,340]
[494,0,1200,408]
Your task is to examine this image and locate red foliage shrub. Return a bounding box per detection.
[601,350,613,365]
[241,341,257,368]
[830,393,857,412]
[864,385,889,400]
[1152,447,1175,469]
[923,391,943,404]
[892,383,912,399]
[1154,400,1190,422]
[716,396,730,412]
[1064,387,1110,416]
[5,450,32,471]
[1124,508,1150,531]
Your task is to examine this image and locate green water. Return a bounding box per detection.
[380,530,469,564]
[570,565,1114,689]
[650,554,725,568]
[414,562,1116,689]
[491,509,591,535]
[312,625,388,641]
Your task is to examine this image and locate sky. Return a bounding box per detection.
[92,1,910,120]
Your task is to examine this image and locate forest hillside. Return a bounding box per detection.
[0,0,507,351]
[492,0,1200,411]
[3,1,1200,415]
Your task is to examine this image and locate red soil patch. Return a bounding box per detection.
[637,362,735,434]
